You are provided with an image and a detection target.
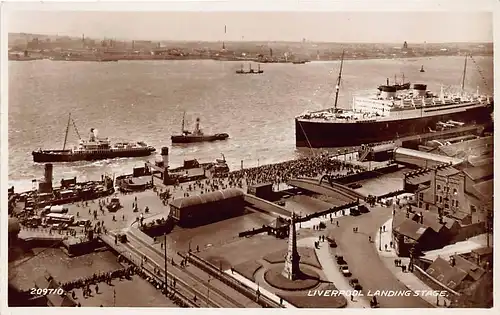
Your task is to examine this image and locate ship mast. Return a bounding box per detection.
[461,53,468,92]
[333,50,345,114]
[62,113,71,150]
[181,111,186,133]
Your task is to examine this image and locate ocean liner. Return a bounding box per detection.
[295,53,493,148]
[32,114,156,162]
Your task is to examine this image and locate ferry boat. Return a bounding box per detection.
[32,114,156,162]
[171,113,229,144]
[295,53,493,148]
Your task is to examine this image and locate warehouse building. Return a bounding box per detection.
[169,188,245,227]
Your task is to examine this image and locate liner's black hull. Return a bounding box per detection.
[296,105,492,148]
[32,148,156,163]
[171,133,229,144]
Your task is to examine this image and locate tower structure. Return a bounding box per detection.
[282,213,301,280]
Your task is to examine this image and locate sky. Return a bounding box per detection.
[6,10,493,43]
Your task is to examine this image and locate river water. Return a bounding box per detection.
[8,56,493,192]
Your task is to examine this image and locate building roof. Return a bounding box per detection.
[452,255,485,281]
[372,142,396,153]
[426,257,468,290]
[406,172,432,186]
[170,188,243,209]
[437,166,461,177]
[448,210,471,221]
[438,136,493,158]
[412,212,445,234]
[270,216,289,229]
[394,147,464,165]
[410,207,459,231]
[393,219,431,241]
[472,247,493,257]
[463,164,494,182]
[472,179,493,199]
[467,156,494,168]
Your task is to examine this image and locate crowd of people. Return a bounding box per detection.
[61,266,136,293]
[155,155,368,201]
[225,155,366,189]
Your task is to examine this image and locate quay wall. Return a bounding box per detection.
[332,164,400,184]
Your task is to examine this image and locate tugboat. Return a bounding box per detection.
[378,74,411,92]
[32,114,156,163]
[171,113,229,144]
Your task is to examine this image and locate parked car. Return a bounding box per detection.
[349,207,360,216]
[335,255,346,265]
[349,278,363,290]
[327,237,337,248]
[348,183,362,189]
[339,265,351,277]
[358,205,370,213]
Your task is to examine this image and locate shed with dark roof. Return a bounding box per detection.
[169,188,245,227]
[426,257,468,290]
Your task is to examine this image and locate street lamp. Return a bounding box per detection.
[379,226,382,251]
[164,231,168,295]
[206,276,212,307]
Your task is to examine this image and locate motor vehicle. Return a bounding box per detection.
[349,207,360,216]
[347,183,362,189]
[335,255,346,265]
[51,223,69,230]
[327,237,337,248]
[75,219,91,227]
[107,197,122,212]
[349,278,363,290]
[358,205,370,213]
[339,265,351,277]
[275,200,285,206]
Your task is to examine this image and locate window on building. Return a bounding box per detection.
[470,205,476,213]
[445,203,449,209]
[455,200,459,208]
[439,196,443,203]
[437,184,441,190]
[419,193,423,200]
[453,188,458,195]
[426,204,429,210]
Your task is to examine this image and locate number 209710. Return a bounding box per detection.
[30,288,65,295]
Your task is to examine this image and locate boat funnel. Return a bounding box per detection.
[44,163,53,184]
[90,128,96,142]
[379,85,397,99]
[413,84,427,98]
[161,147,169,169]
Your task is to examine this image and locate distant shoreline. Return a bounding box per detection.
[8,53,493,63]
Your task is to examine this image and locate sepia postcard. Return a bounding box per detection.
[1,0,497,314]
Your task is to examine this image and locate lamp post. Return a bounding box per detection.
[164,231,168,295]
[206,276,212,307]
[379,226,382,251]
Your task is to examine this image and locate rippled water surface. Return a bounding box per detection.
[9,56,493,191]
